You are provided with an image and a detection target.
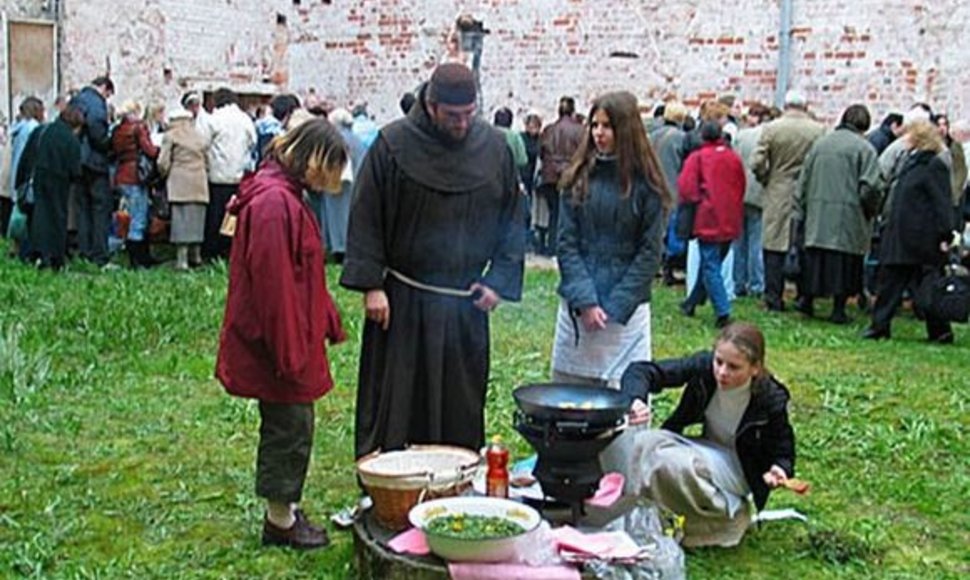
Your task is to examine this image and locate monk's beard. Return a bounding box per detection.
[432,122,470,146]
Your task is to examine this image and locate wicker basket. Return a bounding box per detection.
[356,445,482,531]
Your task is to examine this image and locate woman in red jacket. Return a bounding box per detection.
[110,100,159,268]
[677,121,746,327]
[216,118,347,549]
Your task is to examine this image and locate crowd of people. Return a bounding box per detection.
[0,78,373,272]
[491,87,967,343]
[2,61,967,550]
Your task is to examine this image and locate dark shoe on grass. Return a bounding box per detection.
[861,327,891,340]
[828,312,851,325]
[764,298,785,312]
[928,332,955,345]
[715,315,732,329]
[679,301,695,317]
[263,513,329,549]
[794,297,814,318]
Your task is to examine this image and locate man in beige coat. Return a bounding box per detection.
[750,90,825,311]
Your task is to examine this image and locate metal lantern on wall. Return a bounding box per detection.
[456,14,488,115]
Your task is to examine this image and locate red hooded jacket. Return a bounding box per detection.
[677,140,746,243]
[216,161,345,404]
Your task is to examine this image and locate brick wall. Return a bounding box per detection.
[16,0,970,126]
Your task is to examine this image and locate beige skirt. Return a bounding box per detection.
[627,429,753,548]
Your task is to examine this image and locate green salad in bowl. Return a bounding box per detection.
[408,497,542,562]
[426,513,525,540]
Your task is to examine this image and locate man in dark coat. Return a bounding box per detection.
[867,113,903,155]
[341,63,525,459]
[19,106,84,269]
[70,76,114,266]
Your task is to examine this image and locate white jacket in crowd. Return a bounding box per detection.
[199,103,256,185]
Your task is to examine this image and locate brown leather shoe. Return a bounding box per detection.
[262,512,330,549]
[293,509,325,534]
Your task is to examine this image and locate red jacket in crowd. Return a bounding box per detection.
[677,140,746,243]
[216,161,345,404]
[110,117,158,186]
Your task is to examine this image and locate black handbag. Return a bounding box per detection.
[918,261,970,323]
[782,245,802,281]
[674,154,704,240]
[674,202,697,240]
[15,179,34,213]
[137,152,161,187]
[783,218,805,281]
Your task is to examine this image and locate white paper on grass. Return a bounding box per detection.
[752,508,808,523]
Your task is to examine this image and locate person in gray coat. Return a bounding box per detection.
[320,107,366,262]
[649,102,688,285]
[732,103,772,297]
[797,105,883,323]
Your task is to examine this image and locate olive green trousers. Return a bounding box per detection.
[256,401,314,503]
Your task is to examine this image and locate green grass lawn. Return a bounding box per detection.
[0,248,967,579]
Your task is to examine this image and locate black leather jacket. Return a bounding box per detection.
[621,351,795,510]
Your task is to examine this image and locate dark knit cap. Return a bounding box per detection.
[428,63,477,106]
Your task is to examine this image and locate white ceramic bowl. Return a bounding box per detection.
[408,496,542,562]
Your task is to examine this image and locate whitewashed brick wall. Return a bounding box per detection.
[5,0,969,127]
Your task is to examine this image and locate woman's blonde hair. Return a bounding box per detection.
[266,117,347,183]
[285,108,314,131]
[699,101,730,122]
[663,101,688,124]
[906,120,944,153]
[144,102,166,123]
[117,100,143,118]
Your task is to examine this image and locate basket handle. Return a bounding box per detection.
[416,472,436,504]
[456,461,480,479]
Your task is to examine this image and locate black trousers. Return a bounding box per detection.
[202,183,238,261]
[256,401,315,503]
[537,183,560,255]
[74,170,113,266]
[871,264,952,338]
[763,249,787,307]
[0,197,12,239]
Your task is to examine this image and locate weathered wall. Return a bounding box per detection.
[4,0,970,126]
[0,0,56,123]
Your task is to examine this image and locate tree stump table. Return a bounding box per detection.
[352,511,448,580]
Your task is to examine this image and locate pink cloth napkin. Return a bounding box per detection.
[449,563,581,580]
[585,472,625,507]
[387,527,429,555]
[551,525,641,560]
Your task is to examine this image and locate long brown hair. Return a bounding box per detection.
[559,91,671,208]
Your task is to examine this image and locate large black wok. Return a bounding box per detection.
[513,383,632,426]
